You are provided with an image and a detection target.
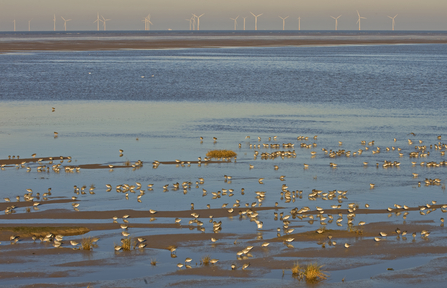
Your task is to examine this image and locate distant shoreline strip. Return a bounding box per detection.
[1,38,447,52]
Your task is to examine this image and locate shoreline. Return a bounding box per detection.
[1,33,447,52]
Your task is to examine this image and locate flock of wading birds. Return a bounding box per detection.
[1,133,447,271]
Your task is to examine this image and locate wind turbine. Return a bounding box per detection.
[143,14,152,30]
[331,15,341,30]
[356,10,366,31]
[250,12,263,30]
[53,14,56,31]
[28,19,32,31]
[297,17,301,30]
[279,16,289,30]
[243,17,247,30]
[230,16,239,30]
[94,13,101,31]
[101,15,110,31]
[185,18,192,30]
[388,14,398,31]
[195,13,204,30]
[61,16,71,31]
[192,15,196,30]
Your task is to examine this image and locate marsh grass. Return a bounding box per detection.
[0,226,89,237]
[81,237,94,250]
[348,226,363,235]
[291,262,328,283]
[151,258,157,266]
[201,255,210,266]
[124,160,132,167]
[206,150,237,159]
[291,262,302,279]
[303,263,328,283]
[121,237,134,251]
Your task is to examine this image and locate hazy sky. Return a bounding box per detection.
[1,0,446,31]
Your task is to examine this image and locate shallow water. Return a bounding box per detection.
[0,44,446,287]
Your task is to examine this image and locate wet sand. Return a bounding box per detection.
[1,32,447,52]
[2,153,447,286]
[1,208,446,285]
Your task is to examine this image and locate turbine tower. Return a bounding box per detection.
[191,15,196,30]
[28,19,32,31]
[388,14,398,31]
[186,18,192,30]
[331,15,341,30]
[195,13,204,30]
[279,16,289,30]
[356,10,366,31]
[101,15,110,31]
[297,17,301,31]
[61,16,71,31]
[53,14,56,31]
[230,16,239,30]
[143,14,152,30]
[250,12,263,30]
[243,17,247,30]
[94,13,101,31]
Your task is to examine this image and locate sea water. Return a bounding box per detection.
[0,42,446,286]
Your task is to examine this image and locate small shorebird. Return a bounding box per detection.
[344,243,350,248]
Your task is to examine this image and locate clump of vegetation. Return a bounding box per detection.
[348,225,363,235]
[81,237,94,250]
[124,160,132,167]
[291,262,302,278]
[291,262,328,283]
[0,226,89,237]
[303,263,328,283]
[151,258,157,266]
[206,150,237,159]
[201,255,210,266]
[121,237,134,251]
